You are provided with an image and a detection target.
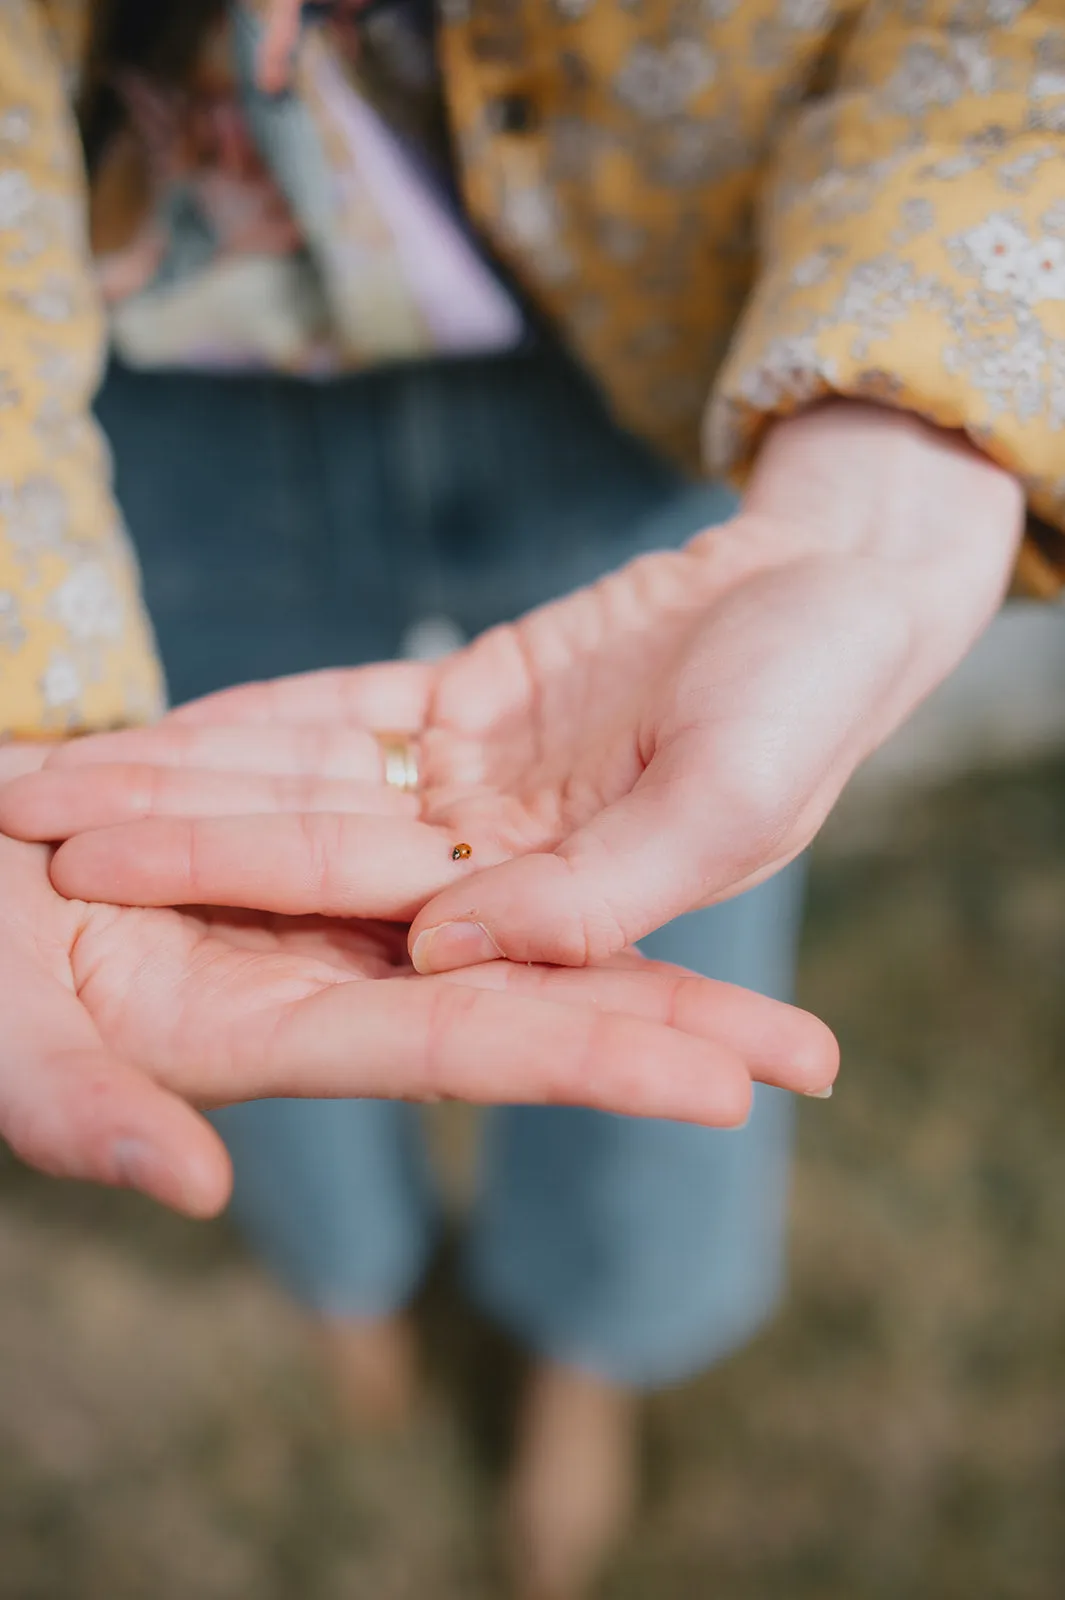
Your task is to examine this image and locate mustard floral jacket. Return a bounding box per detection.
[3,0,1065,737]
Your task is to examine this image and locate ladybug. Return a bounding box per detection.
[451,842,472,861]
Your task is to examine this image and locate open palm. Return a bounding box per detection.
[0,742,837,1214]
[10,481,997,977]
[33,399,1011,977]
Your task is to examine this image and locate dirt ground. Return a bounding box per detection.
[2,758,1064,1600]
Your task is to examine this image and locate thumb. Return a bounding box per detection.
[409,564,914,974]
[1,962,232,1217]
[409,739,797,972]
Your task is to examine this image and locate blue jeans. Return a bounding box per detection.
[96,349,804,1388]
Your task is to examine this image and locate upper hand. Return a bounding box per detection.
[10,403,1023,979]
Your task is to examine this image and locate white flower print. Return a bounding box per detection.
[32,392,83,456]
[921,152,982,181]
[1044,342,1065,431]
[892,196,936,242]
[1032,35,1065,102]
[886,44,965,113]
[831,257,922,336]
[780,0,831,30]
[885,38,996,117]
[944,326,1048,421]
[955,214,1031,291]
[0,169,34,230]
[0,475,69,559]
[50,563,125,643]
[499,183,561,251]
[0,107,31,147]
[649,114,751,186]
[791,247,838,286]
[13,275,77,323]
[956,216,1065,303]
[996,148,1056,192]
[497,183,573,282]
[959,0,1033,24]
[1032,69,1065,100]
[952,37,999,95]
[33,345,87,391]
[1023,237,1065,303]
[734,333,833,411]
[1030,100,1065,134]
[616,41,715,120]
[0,590,25,653]
[40,652,83,712]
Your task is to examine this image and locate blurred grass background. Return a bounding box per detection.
[2,754,1064,1600]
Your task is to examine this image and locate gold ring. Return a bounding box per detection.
[375,732,420,793]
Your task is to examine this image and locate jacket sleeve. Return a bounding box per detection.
[0,0,164,738]
[707,0,1065,598]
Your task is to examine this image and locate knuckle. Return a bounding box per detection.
[719,1069,754,1128]
[2,1055,117,1180]
[143,762,166,818]
[551,855,628,966]
[420,983,480,1099]
[3,1104,66,1176]
[295,811,338,901]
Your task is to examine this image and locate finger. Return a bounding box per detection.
[409,562,926,973]
[168,662,432,730]
[0,765,418,841]
[212,976,757,1127]
[255,0,303,92]
[50,813,496,919]
[407,734,805,971]
[0,954,231,1217]
[47,723,392,781]
[444,958,839,1096]
[405,771,692,971]
[0,741,57,782]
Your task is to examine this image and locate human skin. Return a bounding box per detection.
[16,400,1023,966]
[0,402,1020,1213]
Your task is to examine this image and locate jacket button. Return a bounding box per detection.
[491,93,536,134]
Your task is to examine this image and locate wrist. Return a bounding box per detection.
[742,400,1024,574]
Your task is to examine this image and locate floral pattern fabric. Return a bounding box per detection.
[0,0,163,737]
[2,0,1065,737]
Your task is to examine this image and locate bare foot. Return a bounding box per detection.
[312,1313,418,1433]
[503,1360,638,1600]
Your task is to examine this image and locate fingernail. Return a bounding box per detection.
[411,920,502,974]
[803,1085,834,1099]
[111,1137,165,1194]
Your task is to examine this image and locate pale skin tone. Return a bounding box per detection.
[0,735,827,1216]
[4,0,839,1217]
[0,5,1026,1216]
[0,400,1022,1213]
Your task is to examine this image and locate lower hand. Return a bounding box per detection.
[0,744,836,1215]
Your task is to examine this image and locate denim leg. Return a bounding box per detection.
[96,362,439,1315]
[211,1099,437,1316]
[96,349,803,1351]
[466,864,806,1388]
[405,357,807,1383]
